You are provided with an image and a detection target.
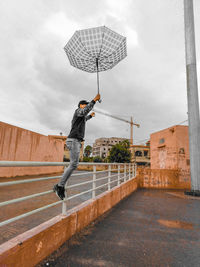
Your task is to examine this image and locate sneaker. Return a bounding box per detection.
[53,184,65,200]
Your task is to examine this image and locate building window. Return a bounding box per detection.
[144,150,148,157]
[179,148,185,154]
[159,138,165,144]
[135,151,142,157]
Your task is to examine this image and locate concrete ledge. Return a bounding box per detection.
[0,177,138,267]
[138,169,191,190]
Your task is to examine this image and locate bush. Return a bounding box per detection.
[108,139,131,163]
[93,156,103,162]
[83,156,93,162]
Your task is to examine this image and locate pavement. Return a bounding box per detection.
[38,188,200,267]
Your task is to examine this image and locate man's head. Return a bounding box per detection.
[78,100,89,109]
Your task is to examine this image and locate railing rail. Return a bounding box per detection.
[0,161,137,228]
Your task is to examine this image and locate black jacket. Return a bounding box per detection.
[68,100,95,141]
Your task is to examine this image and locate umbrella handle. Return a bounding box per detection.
[96,58,102,103]
[96,58,100,91]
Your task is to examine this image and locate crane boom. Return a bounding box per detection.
[93,109,140,145]
[94,109,130,124]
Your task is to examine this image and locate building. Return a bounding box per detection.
[150,125,190,171]
[130,143,150,166]
[92,137,127,159]
[0,122,65,177]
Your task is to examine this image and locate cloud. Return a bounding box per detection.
[0,0,200,147]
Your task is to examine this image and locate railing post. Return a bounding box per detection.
[62,183,67,215]
[92,165,96,199]
[133,163,136,178]
[124,164,126,182]
[134,163,137,177]
[129,164,131,180]
[118,165,120,185]
[108,165,111,191]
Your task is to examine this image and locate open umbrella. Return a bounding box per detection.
[64,26,127,99]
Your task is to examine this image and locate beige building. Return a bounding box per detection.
[150,125,189,170]
[92,137,127,159]
[130,142,150,166]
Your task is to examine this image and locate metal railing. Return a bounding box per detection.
[0,161,137,227]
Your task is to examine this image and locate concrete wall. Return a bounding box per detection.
[138,168,191,189]
[150,125,190,171]
[0,177,138,267]
[0,122,65,177]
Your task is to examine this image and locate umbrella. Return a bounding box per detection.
[64,26,127,99]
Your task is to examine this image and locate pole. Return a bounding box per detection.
[96,58,102,103]
[108,165,111,191]
[62,182,67,215]
[184,0,200,194]
[118,165,120,185]
[96,58,100,95]
[130,117,133,145]
[92,165,96,198]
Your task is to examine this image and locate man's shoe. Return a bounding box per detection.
[53,184,65,200]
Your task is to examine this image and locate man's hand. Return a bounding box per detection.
[93,94,101,102]
[90,112,95,117]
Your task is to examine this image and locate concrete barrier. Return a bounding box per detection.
[0,121,65,178]
[0,177,138,267]
[138,168,191,190]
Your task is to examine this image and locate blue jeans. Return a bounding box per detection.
[59,138,81,187]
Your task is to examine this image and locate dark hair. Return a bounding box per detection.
[78,100,89,107]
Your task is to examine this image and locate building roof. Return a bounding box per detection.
[130,145,150,149]
[150,125,188,137]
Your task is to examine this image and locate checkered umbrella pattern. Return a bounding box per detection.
[64,26,127,73]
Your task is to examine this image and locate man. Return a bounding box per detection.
[53,93,101,200]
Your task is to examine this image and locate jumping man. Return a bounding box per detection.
[53,93,101,200]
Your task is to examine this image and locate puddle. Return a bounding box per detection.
[158,219,194,229]
[166,192,200,200]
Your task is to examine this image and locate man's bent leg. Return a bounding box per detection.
[59,139,81,187]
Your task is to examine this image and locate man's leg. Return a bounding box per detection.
[59,139,81,187]
[53,139,81,200]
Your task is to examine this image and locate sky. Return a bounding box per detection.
[0,0,200,147]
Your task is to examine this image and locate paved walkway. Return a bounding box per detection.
[38,189,200,267]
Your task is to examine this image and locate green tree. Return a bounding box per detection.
[108,140,131,163]
[84,145,92,157]
[83,156,93,162]
[93,156,103,162]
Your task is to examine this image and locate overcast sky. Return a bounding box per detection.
[1,0,200,147]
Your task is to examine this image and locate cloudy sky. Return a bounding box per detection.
[1,0,200,147]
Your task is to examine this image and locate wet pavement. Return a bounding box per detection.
[38,188,200,267]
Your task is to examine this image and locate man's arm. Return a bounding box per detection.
[86,115,92,121]
[86,112,95,121]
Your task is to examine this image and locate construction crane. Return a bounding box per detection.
[93,109,140,145]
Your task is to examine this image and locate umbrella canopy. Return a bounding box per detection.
[64,26,127,96]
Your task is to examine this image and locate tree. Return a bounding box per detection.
[84,145,92,157]
[108,140,131,163]
[93,156,103,162]
[83,156,93,162]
